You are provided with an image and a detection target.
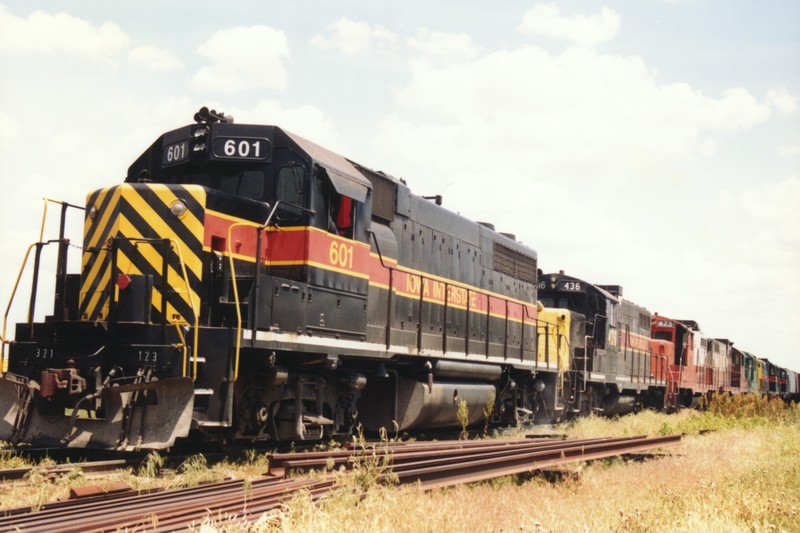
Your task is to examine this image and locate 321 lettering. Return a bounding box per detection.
[34,347,54,359]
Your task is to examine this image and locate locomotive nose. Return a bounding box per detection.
[79,183,205,325]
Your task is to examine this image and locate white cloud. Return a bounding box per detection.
[380,45,770,191]
[363,22,795,368]
[691,87,770,133]
[766,87,798,114]
[0,3,795,372]
[777,144,800,156]
[128,45,183,71]
[311,17,396,54]
[518,4,621,47]
[0,4,129,62]
[193,26,289,93]
[407,29,481,64]
[0,110,16,145]
[737,177,800,237]
[698,138,717,157]
[239,100,341,150]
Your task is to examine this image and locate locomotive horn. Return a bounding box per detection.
[194,106,211,123]
[194,107,233,124]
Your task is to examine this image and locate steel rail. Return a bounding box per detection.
[76,479,336,533]
[0,458,140,482]
[388,435,682,490]
[1,434,681,532]
[267,435,648,476]
[0,477,328,532]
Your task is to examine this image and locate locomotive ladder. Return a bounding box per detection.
[1,199,85,372]
[666,363,683,410]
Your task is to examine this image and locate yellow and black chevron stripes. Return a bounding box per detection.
[79,183,205,324]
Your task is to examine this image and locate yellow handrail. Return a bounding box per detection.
[167,239,200,380]
[1,243,37,373]
[2,198,82,373]
[39,197,76,241]
[174,323,189,377]
[226,221,266,383]
[39,198,49,242]
[4,198,58,344]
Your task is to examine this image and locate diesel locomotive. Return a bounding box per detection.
[1,109,796,451]
[537,272,669,416]
[539,272,799,409]
[0,109,559,450]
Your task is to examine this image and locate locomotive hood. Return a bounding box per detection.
[80,182,205,325]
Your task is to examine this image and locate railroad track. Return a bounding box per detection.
[0,450,249,482]
[0,458,141,482]
[0,434,681,531]
[268,434,682,489]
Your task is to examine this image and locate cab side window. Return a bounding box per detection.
[318,174,357,239]
[276,164,306,221]
[332,195,355,238]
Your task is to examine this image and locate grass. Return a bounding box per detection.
[256,395,800,532]
[254,425,798,532]
[0,448,273,511]
[3,395,799,531]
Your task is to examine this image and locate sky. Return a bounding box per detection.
[0,1,798,371]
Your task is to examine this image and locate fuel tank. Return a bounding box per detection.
[359,375,495,432]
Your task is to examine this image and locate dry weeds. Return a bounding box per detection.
[3,395,798,531]
[258,397,800,532]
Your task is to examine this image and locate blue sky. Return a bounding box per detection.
[1,1,798,370]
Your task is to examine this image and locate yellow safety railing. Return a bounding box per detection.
[226,221,266,384]
[166,238,200,380]
[2,199,73,373]
[174,323,188,376]
[1,243,37,373]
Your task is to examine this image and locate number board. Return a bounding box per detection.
[558,280,585,292]
[212,137,270,161]
[163,140,189,166]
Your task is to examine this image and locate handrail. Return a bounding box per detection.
[167,238,200,380]
[369,226,538,358]
[535,316,571,364]
[226,221,261,384]
[3,199,84,372]
[413,270,537,359]
[1,243,37,372]
[226,201,282,383]
[367,230,394,349]
[38,198,84,241]
[175,323,189,377]
[581,313,606,393]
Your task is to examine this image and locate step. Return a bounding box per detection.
[195,420,231,428]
